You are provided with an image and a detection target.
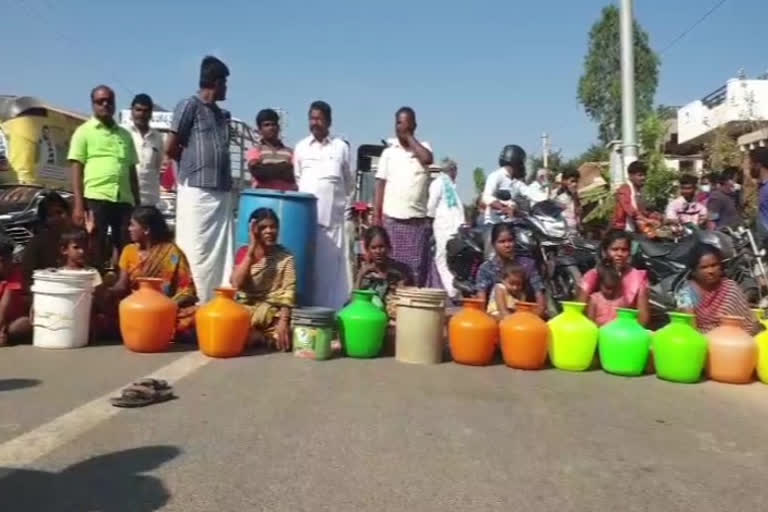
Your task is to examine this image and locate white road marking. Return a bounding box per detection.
[0,351,211,468]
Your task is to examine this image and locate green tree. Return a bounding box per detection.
[472,167,486,196]
[578,5,660,145]
[639,113,676,212]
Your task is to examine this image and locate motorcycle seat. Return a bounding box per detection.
[637,235,697,262]
[636,238,675,258]
[668,236,697,263]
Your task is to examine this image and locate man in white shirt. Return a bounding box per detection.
[127,94,164,206]
[525,168,553,204]
[481,144,529,225]
[373,107,434,286]
[294,101,354,309]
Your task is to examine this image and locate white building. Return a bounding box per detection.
[677,78,768,145]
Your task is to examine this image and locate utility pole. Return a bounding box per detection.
[619,0,637,183]
[541,132,550,169]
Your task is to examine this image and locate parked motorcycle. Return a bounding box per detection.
[633,226,766,326]
[446,226,485,297]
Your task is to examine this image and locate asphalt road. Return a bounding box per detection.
[1,344,767,511]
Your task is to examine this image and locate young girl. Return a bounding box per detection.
[474,222,546,317]
[22,191,72,289]
[586,264,628,326]
[578,230,650,326]
[0,235,30,345]
[487,263,526,318]
[355,226,413,319]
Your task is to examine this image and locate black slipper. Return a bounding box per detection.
[133,378,171,391]
[110,384,175,408]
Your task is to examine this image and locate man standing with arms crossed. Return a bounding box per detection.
[166,56,235,303]
[69,85,139,267]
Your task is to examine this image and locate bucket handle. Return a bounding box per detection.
[32,291,91,331]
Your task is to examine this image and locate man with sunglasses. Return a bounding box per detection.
[68,85,140,267]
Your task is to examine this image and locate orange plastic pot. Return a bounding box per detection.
[706,315,757,384]
[196,288,250,358]
[448,298,498,365]
[499,302,550,370]
[119,278,177,353]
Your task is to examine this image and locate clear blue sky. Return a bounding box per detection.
[1,0,766,197]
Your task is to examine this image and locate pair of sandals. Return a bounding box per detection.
[110,378,175,408]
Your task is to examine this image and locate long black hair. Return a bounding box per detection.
[248,207,280,228]
[37,191,70,224]
[688,243,723,271]
[599,229,632,266]
[362,226,391,250]
[490,222,516,246]
[132,206,172,243]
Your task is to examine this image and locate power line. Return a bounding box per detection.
[659,0,728,55]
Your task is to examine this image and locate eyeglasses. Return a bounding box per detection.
[93,98,114,106]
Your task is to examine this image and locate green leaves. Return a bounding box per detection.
[578,5,660,144]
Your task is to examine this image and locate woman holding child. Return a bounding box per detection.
[474,222,546,317]
[578,230,650,327]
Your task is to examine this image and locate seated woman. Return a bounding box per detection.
[474,222,547,317]
[0,235,31,345]
[578,229,650,326]
[109,206,197,339]
[22,191,72,289]
[355,226,413,320]
[676,243,760,335]
[230,208,296,352]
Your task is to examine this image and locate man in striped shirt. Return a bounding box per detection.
[247,109,296,191]
[166,55,235,302]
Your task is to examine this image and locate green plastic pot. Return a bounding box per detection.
[338,289,388,358]
[653,312,707,383]
[598,308,651,376]
[548,301,599,371]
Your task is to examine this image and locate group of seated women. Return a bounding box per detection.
[1,192,298,348]
[467,222,760,335]
[1,192,759,348]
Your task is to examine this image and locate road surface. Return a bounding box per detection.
[0,343,766,511]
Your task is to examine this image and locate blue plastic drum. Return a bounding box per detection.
[237,190,317,305]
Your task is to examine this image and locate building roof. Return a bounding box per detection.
[0,95,88,122]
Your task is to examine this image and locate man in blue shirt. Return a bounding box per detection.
[747,147,768,245]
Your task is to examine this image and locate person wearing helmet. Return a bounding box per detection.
[481,144,528,225]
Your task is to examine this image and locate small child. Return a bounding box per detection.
[355,226,413,319]
[487,263,526,318]
[59,229,102,287]
[587,264,629,326]
[0,235,30,345]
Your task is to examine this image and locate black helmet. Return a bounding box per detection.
[498,144,526,169]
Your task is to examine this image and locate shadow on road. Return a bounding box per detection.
[0,378,41,392]
[0,445,180,511]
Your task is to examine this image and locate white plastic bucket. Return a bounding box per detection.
[30,269,96,349]
[395,287,447,364]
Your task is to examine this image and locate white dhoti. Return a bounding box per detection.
[312,223,350,310]
[433,221,458,298]
[175,182,235,303]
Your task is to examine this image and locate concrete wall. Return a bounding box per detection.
[678,79,768,144]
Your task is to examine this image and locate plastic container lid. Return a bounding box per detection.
[239,189,317,201]
[396,287,447,308]
[292,307,336,325]
[33,268,98,282]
